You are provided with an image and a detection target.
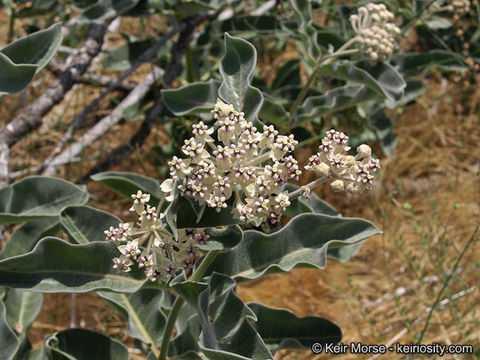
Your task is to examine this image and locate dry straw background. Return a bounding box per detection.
[0,8,479,360]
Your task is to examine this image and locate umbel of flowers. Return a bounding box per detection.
[349,3,401,60]
[106,100,381,282]
[106,190,209,283]
[161,99,301,226]
[305,130,380,194]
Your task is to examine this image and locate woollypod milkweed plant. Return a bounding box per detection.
[0,0,478,356]
[7,0,464,356]
[0,28,385,357]
[104,100,382,360]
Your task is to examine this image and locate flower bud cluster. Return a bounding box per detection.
[350,3,400,61]
[107,190,209,283]
[305,130,380,193]
[449,0,471,14]
[161,99,300,226]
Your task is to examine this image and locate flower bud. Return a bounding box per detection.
[316,162,330,176]
[357,144,372,158]
[330,180,345,193]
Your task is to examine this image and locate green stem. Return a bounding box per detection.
[7,10,15,43]
[418,224,479,343]
[158,297,184,360]
[158,250,220,360]
[288,37,359,122]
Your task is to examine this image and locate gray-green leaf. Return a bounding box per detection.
[98,289,167,349]
[0,237,145,293]
[218,33,263,122]
[0,301,19,360]
[248,303,341,353]
[197,273,273,359]
[0,218,59,259]
[91,171,163,206]
[44,328,129,360]
[206,214,381,281]
[60,206,121,244]
[0,177,88,225]
[163,79,220,116]
[0,52,37,95]
[0,23,63,75]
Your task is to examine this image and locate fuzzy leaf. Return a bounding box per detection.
[176,196,241,228]
[248,303,341,353]
[219,33,263,122]
[169,313,204,360]
[80,0,140,20]
[44,328,129,360]
[318,61,406,102]
[197,273,273,359]
[162,79,220,116]
[98,289,167,348]
[296,84,377,123]
[0,218,59,259]
[259,94,289,126]
[4,289,43,336]
[0,237,145,293]
[0,177,88,225]
[0,52,37,95]
[206,214,381,281]
[283,184,339,217]
[91,171,163,206]
[200,225,243,252]
[60,206,121,244]
[104,39,155,71]
[390,50,468,75]
[0,301,19,360]
[3,289,43,359]
[1,23,63,74]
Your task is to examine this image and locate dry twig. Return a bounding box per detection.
[0,22,107,146]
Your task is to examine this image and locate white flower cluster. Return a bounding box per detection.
[106,190,209,283]
[305,130,380,193]
[161,99,300,226]
[449,0,471,14]
[350,3,401,61]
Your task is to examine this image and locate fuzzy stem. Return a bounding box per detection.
[158,250,220,360]
[289,176,327,200]
[7,9,15,43]
[245,151,271,166]
[289,37,360,122]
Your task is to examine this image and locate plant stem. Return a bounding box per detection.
[289,176,327,200]
[7,10,15,43]
[418,224,479,343]
[288,37,359,122]
[245,151,271,166]
[158,296,185,360]
[158,250,220,360]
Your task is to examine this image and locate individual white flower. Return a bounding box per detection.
[119,239,141,259]
[129,190,150,214]
[274,192,291,212]
[207,195,228,212]
[192,121,214,143]
[112,255,133,272]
